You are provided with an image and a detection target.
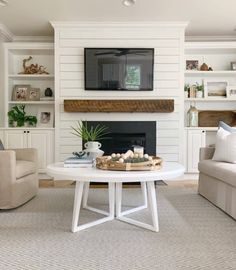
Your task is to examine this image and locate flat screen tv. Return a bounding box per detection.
[84,48,154,91]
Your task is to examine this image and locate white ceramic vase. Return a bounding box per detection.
[84,141,104,159]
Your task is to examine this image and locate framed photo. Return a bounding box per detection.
[231,62,236,70]
[37,107,54,127]
[204,80,228,98]
[28,88,40,101]
[186,60,199,70]
[12,84,30,101]
[227,86,236,99]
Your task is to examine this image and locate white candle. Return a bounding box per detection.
[133,146,144,155]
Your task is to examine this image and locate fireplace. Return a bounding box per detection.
[84,121,156,155]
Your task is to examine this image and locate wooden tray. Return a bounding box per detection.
[96,156,163,171]
[198,110,236,127]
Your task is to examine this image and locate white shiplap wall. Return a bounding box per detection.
[52,22,187,163]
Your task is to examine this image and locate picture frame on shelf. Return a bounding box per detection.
[186,60,199,70]
[231,62,236,71]
[204,80,228,98]
[37,107,54,127]
[28,88,40,101]
[12,84,30,101]
[227,86,236,99]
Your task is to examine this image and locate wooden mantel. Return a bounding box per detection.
[64,99,174,113]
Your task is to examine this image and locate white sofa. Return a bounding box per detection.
[198,147,236,219]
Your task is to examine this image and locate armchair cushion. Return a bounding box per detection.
[16,160,36,179]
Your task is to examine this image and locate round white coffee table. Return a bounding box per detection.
[47,162,184,233]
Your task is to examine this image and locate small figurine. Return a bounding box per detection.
[18,56,49,75]
[208,67,213,71]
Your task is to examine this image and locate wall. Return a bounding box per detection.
[52,22,187,163]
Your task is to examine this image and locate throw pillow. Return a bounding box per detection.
[212,127,236,163]
[218,121,236,133]
[0,140,4,150]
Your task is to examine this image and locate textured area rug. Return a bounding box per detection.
[0,186,236,270]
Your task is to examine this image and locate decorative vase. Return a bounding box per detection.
[187,104,198,127]
[184,91,189,98]
[44,87,53,97]
[84,141,104,159]
[12,121,17,127]
[200,63,208,71]
[196,91,203,98]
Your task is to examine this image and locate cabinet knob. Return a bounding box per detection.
[27,131,30,133]
[202,130,205,133]
[24,131,26,133]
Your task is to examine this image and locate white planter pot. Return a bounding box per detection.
[84,141,104,159]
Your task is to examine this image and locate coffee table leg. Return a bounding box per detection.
[141,181,148,208]
[71,181,84,233]
[82,182,90,208]
[117,180,159,232]
[147,181,159,232]
[71,181,115,233]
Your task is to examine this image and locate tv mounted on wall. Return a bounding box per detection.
[84,48,154,91]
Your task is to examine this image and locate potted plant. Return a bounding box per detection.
[184,84,190,98]
[25,115,37,127]
[8,105,26,127]
[71,121,109,158]
[195,82,204,98]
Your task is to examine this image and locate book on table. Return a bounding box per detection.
[64,157,93,168]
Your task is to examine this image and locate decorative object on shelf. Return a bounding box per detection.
[133,145,144,155]
[25,115,37,127]
[184,84,190,98]
[37,107,54,127]
[18,56,49,75]
[198,110,236,127]
[28,88,40,101]
[231,62,236,70]
[96,150,163,171]
[12,85,30,101]
[187,103,198,127]
[189,85,197,98]
[8,105,37,127]
[208,67,213,71]
[71,121,109,159]
[200,63,209,71]
[227,86,236,99]
[44,87,53,97]
[196,82,204,98]
[204,80,228,98]
[186,60,198,70]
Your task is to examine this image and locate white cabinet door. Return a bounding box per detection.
[187,130,206,173]
[4,130,27,149]
[27,130,54,173]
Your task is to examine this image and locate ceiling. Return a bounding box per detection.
[0,0,236,37]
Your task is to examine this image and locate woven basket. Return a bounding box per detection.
[96,156,163,171]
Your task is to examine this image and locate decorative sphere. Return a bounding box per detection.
[119,158,124,163]
[107,156,112,160]
[148,156,153,161]
[116,153,121,158]
[144,154,149,159]
[111,153,116,158]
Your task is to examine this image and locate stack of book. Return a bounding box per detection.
[64,157,93,168]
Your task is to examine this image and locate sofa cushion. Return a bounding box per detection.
[16,160,36,179]
[199,159,236,187]
[212,127,236,163]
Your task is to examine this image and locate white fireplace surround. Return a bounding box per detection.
[51,22,187,164]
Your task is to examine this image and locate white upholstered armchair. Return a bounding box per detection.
[0,148,38,209]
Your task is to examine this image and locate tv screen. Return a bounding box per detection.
[84,48,154,91]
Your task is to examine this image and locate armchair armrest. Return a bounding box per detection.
[199,147,215,161]
[0,150,16,186]
[14,148,38,164]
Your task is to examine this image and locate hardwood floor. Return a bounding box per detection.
[39,179,198,188]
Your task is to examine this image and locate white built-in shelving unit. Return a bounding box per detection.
[184,42,236,173]
[1,43,55,172]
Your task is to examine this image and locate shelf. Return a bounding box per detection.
[185,70,236,76]
[0,127,55,130]
[185,98,236,102]
[8,74,54,80]
[185,127,218,131]
[8,101,55,105]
